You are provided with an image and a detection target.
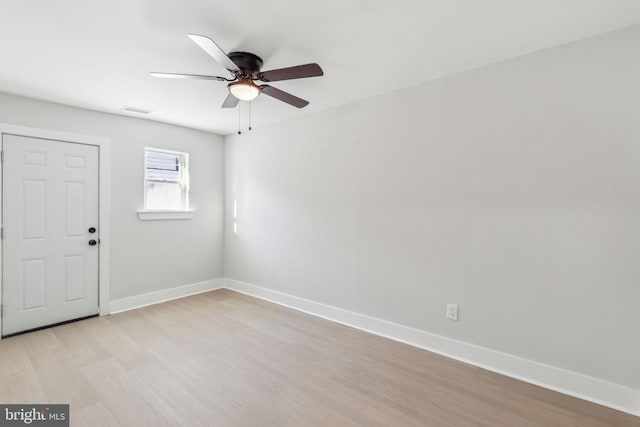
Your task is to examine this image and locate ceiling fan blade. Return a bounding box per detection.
[258,63,323,82]
[221,92,240,108]
[188,34,240,72]
[260,85,309,108]
[150,72,230,81]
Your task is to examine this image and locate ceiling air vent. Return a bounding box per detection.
[121,105,151,114]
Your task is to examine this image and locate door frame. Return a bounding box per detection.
[0,123,111,338]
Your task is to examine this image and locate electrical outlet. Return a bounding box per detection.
[446,304,458,321]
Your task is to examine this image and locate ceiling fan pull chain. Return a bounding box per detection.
[237,102,242,135]
[249,101,252,131]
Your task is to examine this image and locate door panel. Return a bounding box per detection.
[65,182,85,236]
[2,134,99,336]
[64,254,85,302]
[22,180,46,239]
[22,258,46,309]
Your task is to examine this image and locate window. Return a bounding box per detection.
[144,148,189,211]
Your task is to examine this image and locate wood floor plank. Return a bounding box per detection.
[0,365,47,404]
[0,289,638,426]
[79,357,182,426]
[73,402,121,427]
[29,348,101,410]
[0,336,32,377]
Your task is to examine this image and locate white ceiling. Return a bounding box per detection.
[1,1,639,135]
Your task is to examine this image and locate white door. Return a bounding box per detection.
[2,134,99,336]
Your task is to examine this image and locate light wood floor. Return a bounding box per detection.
[0,289,638,426]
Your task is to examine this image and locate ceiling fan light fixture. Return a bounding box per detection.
[228,80,260,101]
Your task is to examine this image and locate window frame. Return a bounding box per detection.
[142,147,190,214]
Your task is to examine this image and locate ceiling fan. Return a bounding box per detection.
[151,34,323,109]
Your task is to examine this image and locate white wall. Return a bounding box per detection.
[225,25,640,392]
[0,92,225,300]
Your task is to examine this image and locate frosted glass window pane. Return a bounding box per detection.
[145,181,183,210]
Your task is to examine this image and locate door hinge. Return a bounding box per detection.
[1,227,3,239]
[1,150,4,163]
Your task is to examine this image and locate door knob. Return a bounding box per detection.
[89,240,97,246]
[88,227,96,233]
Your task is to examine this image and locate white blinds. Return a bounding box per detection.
[145,151,180,181]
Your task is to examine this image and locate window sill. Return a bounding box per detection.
[137,210,194,221]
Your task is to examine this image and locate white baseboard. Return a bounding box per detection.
[109,278,225,314]
[224,278,640,417]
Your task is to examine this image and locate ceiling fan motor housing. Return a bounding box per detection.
[227,52,263,79]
